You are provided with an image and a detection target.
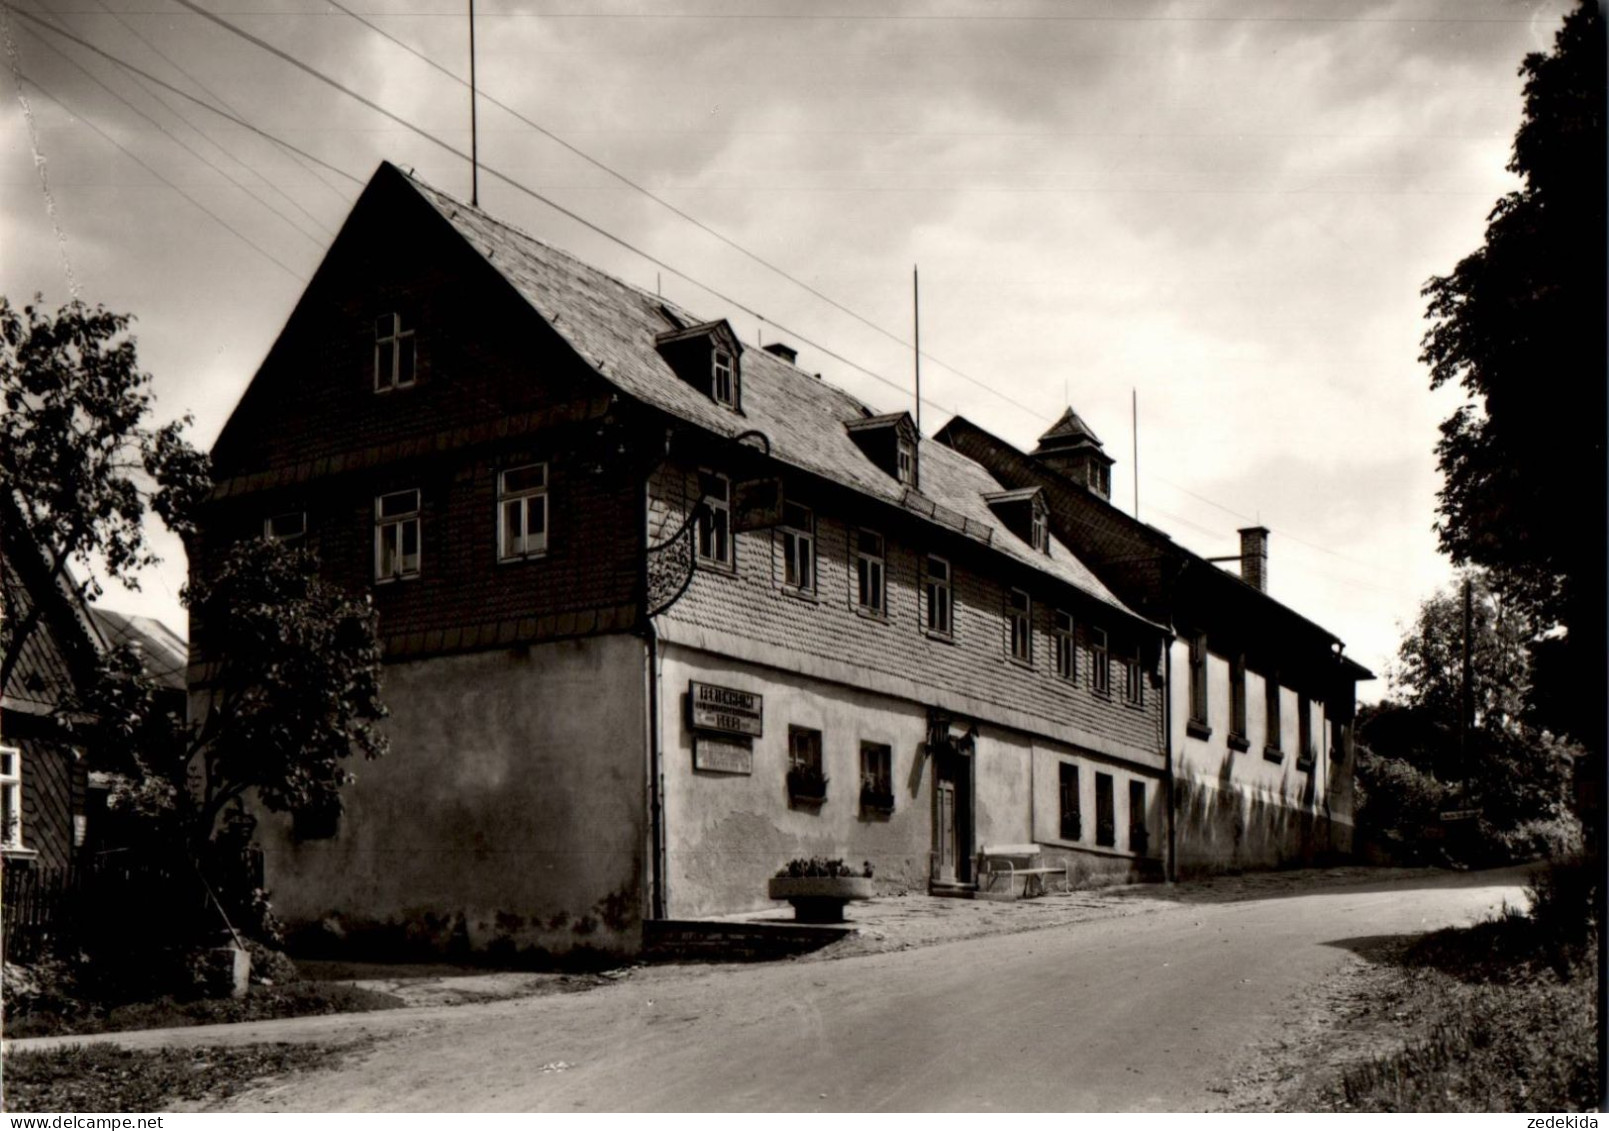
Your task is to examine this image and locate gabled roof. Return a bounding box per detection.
[844,411,915,434]
[983,487,1044,506]
[389,164,1154,628]
[1,497,107,717]
[936,414,1374,681]
[89,609,187,693]
[1036,406,1104,451]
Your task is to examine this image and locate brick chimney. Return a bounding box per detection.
[762,341,798,364]
[1238,526,1269,592]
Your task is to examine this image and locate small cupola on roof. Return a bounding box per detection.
[1034,406,1113,499]
[655,319,743,410]
[984,486,1051,554]
[844,411,919,488]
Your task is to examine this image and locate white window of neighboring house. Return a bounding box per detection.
[1053,609,1076,681]
[855,529,886,616]
[1091,625,1110,694]
[1007,588,1032,663]
[712,349,735,406]
[0,746,21,850]
[265,512,306,543]
[697,471,732,566]
[374,312,416,391]
[375,489,422,581]
[780,501,814,592]
[896,437,916,486]
[925,555,952,637]
[498,464,549,561]
[1124,643,1145,706]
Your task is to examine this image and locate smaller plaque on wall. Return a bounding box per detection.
[695,734,754,775]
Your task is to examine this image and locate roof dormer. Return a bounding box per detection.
[984,486,1051,554]
[845,411,919,488]
[1033,406,1113,499]
[655,319,744,411]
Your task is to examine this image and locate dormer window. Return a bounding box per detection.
[896,436,916,486]
[1030,498,1049,554]
[984,486,1050,553]
[374,312,416,391]
[655,319,742,411]
[845,412,919,488]
[713,350,735,406]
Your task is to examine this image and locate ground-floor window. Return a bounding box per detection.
[1128,780,1148,854]
[860,742,893,812]
[787,726,826,802]
[1059,762,1081,840]
[1095,771,1115,847]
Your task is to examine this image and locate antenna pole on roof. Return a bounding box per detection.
[468,0,479,207]
[1132,387,1140,519]
[913,265,922,436]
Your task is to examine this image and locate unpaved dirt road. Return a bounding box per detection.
[200,868,1524,1112]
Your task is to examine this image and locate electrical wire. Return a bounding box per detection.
[15,69,304,279]
[4,6,364,188]
[90,0,342,226]
[19,21,329,248]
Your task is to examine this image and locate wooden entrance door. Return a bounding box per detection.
[932,751,971,884]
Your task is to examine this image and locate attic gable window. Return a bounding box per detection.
[713,350,735,407]
[1030,497,1050,554]
[655,320,742,411]
[374,313,416,391]
[896,436,916,486]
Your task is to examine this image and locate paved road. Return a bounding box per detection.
[200,868,1524,1112]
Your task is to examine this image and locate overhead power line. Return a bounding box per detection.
[90,0,342,227]
[322,0,1047,427]
[18,20,329,248]
[4,6,364,188]
[15,69,303,279]
[145,0,969,420]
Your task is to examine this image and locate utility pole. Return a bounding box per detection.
[1459,574,1474,789]
[912,266,922,436]
[468,0,479,206]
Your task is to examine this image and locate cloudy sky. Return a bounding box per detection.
[1,0,1574,697]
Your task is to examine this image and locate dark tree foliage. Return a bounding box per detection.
[1419,3,1606,762]
[0,297,211,697]
[74,538,388,859]
[1357,572,1580,865]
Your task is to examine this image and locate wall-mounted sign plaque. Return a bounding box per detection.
[694,734,754,775]
[689,681,763,737]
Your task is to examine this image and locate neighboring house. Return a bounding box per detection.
[936,412,1374,874]
[0,502,101,874]
[194,162,1175,960]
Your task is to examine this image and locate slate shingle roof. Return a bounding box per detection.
[89,609,188,692]
[403,167,1154,627]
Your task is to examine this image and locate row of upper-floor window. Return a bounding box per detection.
[1185,632,1320,761]
[262,463,550,581]
[694,471,1147,704]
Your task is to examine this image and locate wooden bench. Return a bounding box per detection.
[975,843,1070,899]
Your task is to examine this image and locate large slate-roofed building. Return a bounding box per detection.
[196,162,1367,959]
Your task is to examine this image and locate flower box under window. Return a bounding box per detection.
[787,765,829,802]
[859,783,895,813]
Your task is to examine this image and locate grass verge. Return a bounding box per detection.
[1299,910,1600,1111]
[4,982,405,1040]
[2,1041,356,1112]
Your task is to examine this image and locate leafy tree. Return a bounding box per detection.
[0,297,210,696]
[1419,2,1606,764]
[1358,572,1580,864]
[77,538,388,853]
